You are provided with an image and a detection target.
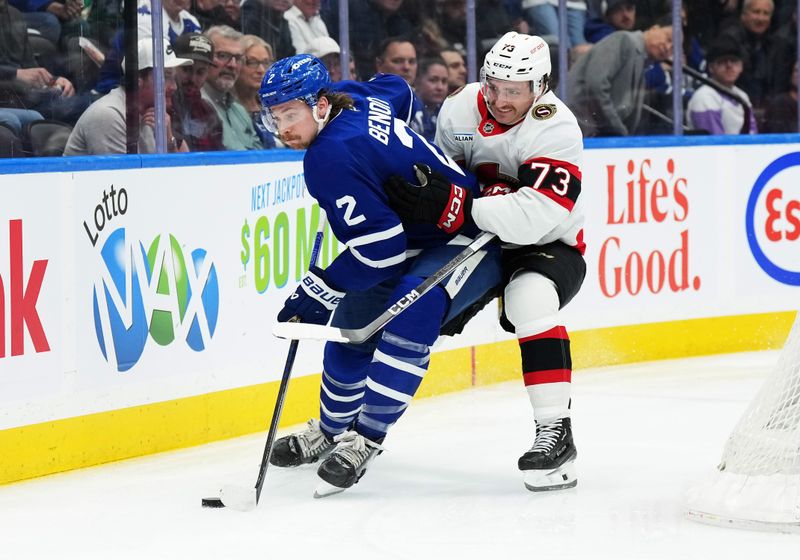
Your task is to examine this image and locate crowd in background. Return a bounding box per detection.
[0,0,797,157]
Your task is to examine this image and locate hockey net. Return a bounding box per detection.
[687,312,800,532]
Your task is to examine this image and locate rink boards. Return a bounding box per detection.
[0,137,798,484]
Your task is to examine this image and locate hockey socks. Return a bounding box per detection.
[519,325,572,423]
[356,278,446,442]
[318,343,372,439]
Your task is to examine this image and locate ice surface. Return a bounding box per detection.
[2,351,797,559]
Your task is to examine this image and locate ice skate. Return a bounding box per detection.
[270,418,334,467]
[518,417,577,492]
[313,431,383,498]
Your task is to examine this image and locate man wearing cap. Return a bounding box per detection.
[687,38,757,135]
[306,36,349,81]
[172,32,225,151]
[64,39,192,155]
[584,0,636,44]
[284,0,329,55]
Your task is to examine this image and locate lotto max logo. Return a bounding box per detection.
[92,228,220,372]
[745,152,800,285]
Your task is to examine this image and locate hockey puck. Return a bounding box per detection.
[201,497,225,508]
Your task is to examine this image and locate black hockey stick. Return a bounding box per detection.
[202,217,327,511]
[272,231,497,344]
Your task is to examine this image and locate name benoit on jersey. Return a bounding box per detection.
[367,96,392,145]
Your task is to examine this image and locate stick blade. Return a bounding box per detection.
[219,484,258,511]
[272,321,351,343]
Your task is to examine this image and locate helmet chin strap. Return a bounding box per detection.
[312,103,330,133]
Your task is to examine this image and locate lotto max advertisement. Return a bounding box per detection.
[0,140,798,481]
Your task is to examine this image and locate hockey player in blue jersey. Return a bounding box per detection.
[259,54,502,497]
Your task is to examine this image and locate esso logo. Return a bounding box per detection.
[746,152,800,285]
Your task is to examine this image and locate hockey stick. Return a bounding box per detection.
[272,230,497,344]
[201,215,328,511]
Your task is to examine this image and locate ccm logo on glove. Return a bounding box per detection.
[480,182,514,197]
[439,184,467,234]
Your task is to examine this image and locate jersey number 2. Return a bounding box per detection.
[336,195,366,226]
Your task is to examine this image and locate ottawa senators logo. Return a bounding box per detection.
[531,103,557,120]
[482,121,495,134]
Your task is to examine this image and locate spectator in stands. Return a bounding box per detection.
[0,0,89,124]
[440,48,467,93]
[414,57,448,141]
[718,0,794,116]
[633,0,670,30]
[636,3,705,134]
[762,61,798,133]
[438,0,524,58]
[306,36,351,81]
[8,0,65,46]
[687,37,757,134]
[192,0,240,30]
[322,0,414,82]
[521,0,588,48]
[684,0,739,49]
[584,0,635,44]
[202,25,262,150]
[400,0,449,58]
[172,32,224,151]
[375,37,417,84]
[94,0,202,95]
[240,0,295,60]
[0,107,44,136]
[64,39,192,155]
[567,22,673,136]
[222,0,241,23]
[139,0,202,43]
[375,37,426,135]
[284,0,329,54]
[234,35,278,148]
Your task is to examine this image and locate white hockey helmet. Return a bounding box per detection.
[481,32,551,100]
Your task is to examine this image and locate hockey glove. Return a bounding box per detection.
[277,266,345,325]
[384,163,473,234]
[480,182,515,197]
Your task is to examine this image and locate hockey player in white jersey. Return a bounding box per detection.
[384,32,586,492]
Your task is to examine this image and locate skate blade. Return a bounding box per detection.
[313,479,346,499]
[219,484,258,511]
[523,461,577,492]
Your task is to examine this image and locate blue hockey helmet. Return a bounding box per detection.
[259,54,331,110]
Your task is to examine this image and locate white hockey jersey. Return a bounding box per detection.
[435,83,586,253]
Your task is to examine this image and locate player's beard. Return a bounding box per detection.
[281,134,308,149]
[489,102,525,126]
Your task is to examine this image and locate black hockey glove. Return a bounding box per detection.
[384,163,473,235]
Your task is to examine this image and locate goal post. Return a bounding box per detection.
[687,311,800,533]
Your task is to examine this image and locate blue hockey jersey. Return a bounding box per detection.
[304,74,479,292]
